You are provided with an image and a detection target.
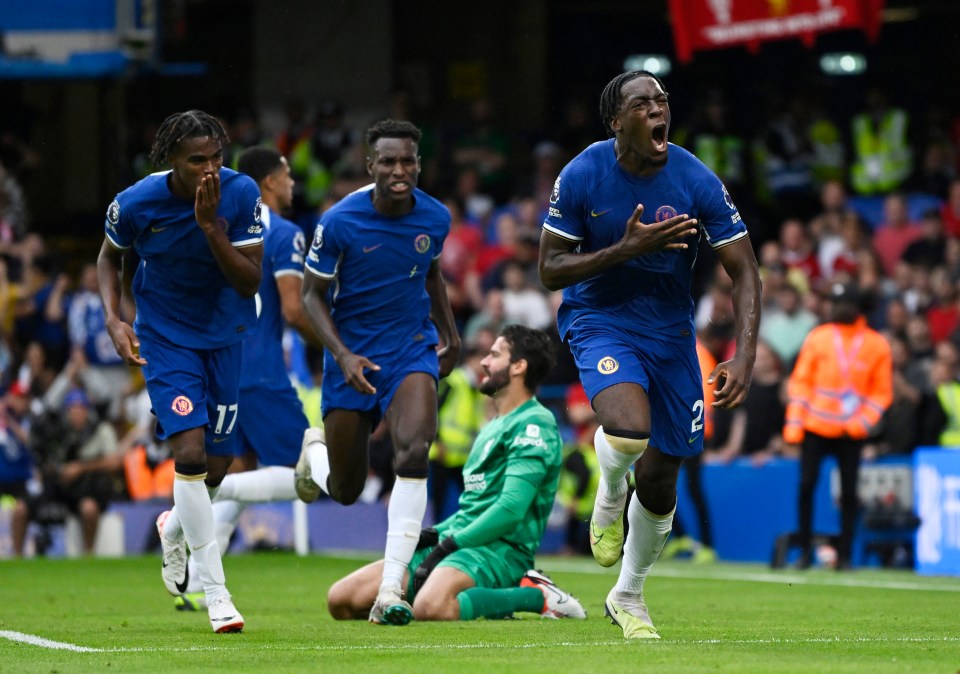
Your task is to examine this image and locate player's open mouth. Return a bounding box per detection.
[651,124,668,152]
[390,182,411,193]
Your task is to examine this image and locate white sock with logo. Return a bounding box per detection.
[175,478,230,605]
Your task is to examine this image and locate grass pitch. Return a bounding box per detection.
[0,552,957,673]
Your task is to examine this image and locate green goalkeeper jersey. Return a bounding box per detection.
[436,397,562,558]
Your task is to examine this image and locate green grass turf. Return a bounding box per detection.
[0,553,958,673]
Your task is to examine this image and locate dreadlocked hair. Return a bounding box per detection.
[598,70,666,137]
[149,110,229,167]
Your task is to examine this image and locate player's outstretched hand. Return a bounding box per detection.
[194,172,221,234]
[709,353,753,409]
[620,203,698,257]
[412,536,459,594]
[338,352,380,394]
[105,317,146,367]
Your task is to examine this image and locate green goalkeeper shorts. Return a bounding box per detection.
[407,540,533,600]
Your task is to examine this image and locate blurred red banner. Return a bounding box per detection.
[668,0,885,63]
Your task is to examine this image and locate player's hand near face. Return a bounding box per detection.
[708,353,753,409]
[337,352,380,394]
[620,203,698,256]
[194,172,221,234]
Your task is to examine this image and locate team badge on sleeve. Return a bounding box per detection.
[313,224,324,250]
[254,197,263,223]
[106,200,120,228]
[722,184,736,210]
[549,176,561,205]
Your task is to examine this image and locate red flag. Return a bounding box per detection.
[668,0,885,63]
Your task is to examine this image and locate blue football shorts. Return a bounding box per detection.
[139,334,243,458]
[566,319,705,458]
[237,383,309,467]
[321,340,439,426]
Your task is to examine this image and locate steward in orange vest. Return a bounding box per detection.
[783,282,892,570]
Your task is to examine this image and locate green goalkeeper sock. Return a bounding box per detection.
[456,587,544,621]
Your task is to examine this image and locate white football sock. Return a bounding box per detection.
[380,477,427,594]
[307,438,331,495]
[215,467,297,503]
[593,426,639,526]
[615,493,674,596]
[175,477,229,605]
[185,499,244,594]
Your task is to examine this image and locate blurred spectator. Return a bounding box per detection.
[872,192,924,277]
[755,92,816,222]
[28,387,122,555]
[759,282,819,369]
[500,259,552,330]
[925,269,960,344]
[454,166,496,229]
[676,88,749,204]
[463,289,507,348]
[0,381,32,556]
[850,86,912,196]
[450,98,512,204]
[778,218,821,284]
[428,345,488,522]
[907,140,955,199]
[14,254,71,369]
[921,340,960,447]
[67,263,131,421]
[940,177,960,237]
[866,333,922,458]
[810,180,850,260]
[556,382,599,556]
[784,282,893,570]
[901,208,947,271]
[707,339,787,467]
[16,340,57,399]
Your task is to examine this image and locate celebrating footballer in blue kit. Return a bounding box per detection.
[97,110,263,634]
[298,118,461,627]
[538,71,761,639]
[173,147,325,613]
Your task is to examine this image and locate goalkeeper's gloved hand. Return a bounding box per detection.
[412,536,458,593]
[415,527,440,551]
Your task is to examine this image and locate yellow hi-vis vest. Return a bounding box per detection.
[937,381,960,447]
[850,109,912,196]
[429,367,486,468]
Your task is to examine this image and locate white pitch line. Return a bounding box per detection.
[2,632,958,655]
[0,630,104,653]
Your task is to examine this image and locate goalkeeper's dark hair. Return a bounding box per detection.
[499,324,557,392]
[599,70,666,137]
[237,146,284,185]
[366,118,421,148]
[149,110,229,166]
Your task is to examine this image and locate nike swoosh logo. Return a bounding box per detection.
[589,521,604,545]
[688,435,701,444]
[363,244,382,253]
[151,226,169,233]
[590,209,612,217]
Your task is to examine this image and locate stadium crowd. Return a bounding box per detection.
[1,79,960,564]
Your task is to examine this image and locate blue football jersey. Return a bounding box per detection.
[104,168,263,349]
[241,206,306,390]
[304,185,450,358]
[543,140,747,343]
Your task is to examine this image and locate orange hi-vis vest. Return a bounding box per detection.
[124,445,174,501]
[696,338,717,442]
[783,317,892,443]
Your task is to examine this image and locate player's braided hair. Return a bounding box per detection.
[149,110,229,166]
[598,70,666,137]
[366,118,422,148]
[499,324,557,392]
